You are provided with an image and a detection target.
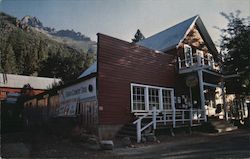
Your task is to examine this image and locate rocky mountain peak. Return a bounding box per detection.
[21,15,43,28]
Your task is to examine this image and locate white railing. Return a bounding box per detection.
[178,54,221,72]
[133,107,206,143]
[190,109,206,126]
[133,107,158,143]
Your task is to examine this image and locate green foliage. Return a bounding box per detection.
[132,29,145,43]
[219,11,250,95]
[0,12,96,82]
[2,44,17,73]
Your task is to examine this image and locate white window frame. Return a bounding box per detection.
[131,83,175,113]
[148,87,160,110]
[196,49,204,65]
[207,53,214,67]
[162,89,172,110]
[131,85,146,112]
[184,44,193,67]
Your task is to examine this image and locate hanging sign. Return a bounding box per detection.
[186,75,198,87]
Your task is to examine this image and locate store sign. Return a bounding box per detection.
[57,77,96,117]
[186,75,198,87]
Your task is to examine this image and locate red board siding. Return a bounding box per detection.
[0,87,44,100]
[97,34,176,125]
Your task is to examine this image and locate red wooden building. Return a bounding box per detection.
[96,15,225,141]
[25,16,247,142]
[0,73,60,102]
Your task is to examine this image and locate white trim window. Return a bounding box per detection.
[148,88,160,110]
[184,44,193,67]
[162,89,172,110]
[131,83,174,112]
[196,49,204,65]
[207,53,214,67]
[132,85,146,111]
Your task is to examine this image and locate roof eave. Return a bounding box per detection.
[176,15,199,48]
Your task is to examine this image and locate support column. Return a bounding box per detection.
[221,82,228,121]
[198,70,207,121]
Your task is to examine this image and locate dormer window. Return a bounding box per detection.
[184,44,192,67]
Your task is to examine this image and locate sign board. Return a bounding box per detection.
[57,77,96,117]
[186,75,198,87]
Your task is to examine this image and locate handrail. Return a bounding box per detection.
[133,111,152,124]
[133,108,206,143]
[133,107,158,143]
[178,54,221,72]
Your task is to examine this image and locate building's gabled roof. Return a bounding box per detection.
[78,62,97,79]
[137,15,218,55]
[0,73,61,89]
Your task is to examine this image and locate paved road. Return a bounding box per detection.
[112,129,250,159]
[2,129,250,158]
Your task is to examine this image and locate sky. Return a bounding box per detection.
[0,0,249,46]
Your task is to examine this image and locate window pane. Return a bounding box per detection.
[148,88,159,110]
[162,89,172,110]
[132,86,146,111]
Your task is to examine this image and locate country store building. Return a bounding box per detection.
[24,16,249,143]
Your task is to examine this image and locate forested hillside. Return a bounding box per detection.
[0,12,96,82]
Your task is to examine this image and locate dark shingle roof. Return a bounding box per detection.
[137,15,218,55]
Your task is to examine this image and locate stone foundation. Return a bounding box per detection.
[98,124,123,140]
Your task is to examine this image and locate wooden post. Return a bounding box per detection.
[190,108,193,126]
[153,106,157,130]
[221,82,228,121]
[198,70,207,122]
[178,57,181,69]
[171,90,176,127]
[189,86,193,125]
[145,87,149,111]
[163,111,167,125]
[182,111,185,124]
[173,109,176,128]
[197,54,201,66]
[136,120,141,143]
[159,89,163,111]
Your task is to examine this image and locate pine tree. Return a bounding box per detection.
[219,11,250,125]
[23,48,39,75]
[219,11,250,95]
[2,44,17,73]
[0,50,3,72]
[132,29,145,43]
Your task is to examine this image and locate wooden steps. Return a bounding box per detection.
[208,118,238,133]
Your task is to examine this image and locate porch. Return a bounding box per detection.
[131,83,206,143]
[133,108,206,143]
[178,44,221,74]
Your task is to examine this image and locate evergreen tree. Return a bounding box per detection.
[0,50,3,72]
[0,12,96,82]
[219,11,250,95]
[2,45,17,73]
[132,29,145,43]
[23,48,38,75]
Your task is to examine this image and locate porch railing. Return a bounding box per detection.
[178,54,221,72]
[133,107,206,143]
[133,107,159,143]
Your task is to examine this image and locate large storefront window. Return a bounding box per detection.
[131,83,174,112]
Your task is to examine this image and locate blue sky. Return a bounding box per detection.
[0,0,249,46]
